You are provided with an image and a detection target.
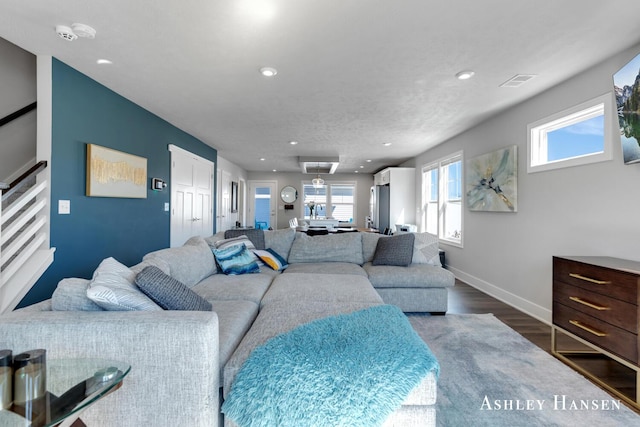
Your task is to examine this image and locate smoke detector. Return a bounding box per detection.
[71,23,96,39]
[56,25,77,41]
[55,23,96,41]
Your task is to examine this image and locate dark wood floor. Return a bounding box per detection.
[447,279,640,414]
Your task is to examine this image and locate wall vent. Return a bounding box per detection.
[499,74,537,88]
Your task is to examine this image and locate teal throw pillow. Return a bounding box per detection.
[213,243,261,275]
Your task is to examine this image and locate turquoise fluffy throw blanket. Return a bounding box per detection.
[222,305,439,427]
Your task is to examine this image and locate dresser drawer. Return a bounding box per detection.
[554,282,637,334]
[553,257,638,304]
[553,302,638,364]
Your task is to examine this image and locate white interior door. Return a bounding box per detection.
[170,145,214,247]
[217,170,233,232]
[247,181,276,229]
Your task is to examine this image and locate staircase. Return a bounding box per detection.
[0,103,54,314]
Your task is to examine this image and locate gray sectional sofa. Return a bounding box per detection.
[0,228,454,427]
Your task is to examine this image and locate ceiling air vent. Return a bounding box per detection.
[298,156,340,174]
[499,74,537,88]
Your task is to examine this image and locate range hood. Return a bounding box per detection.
[298,156,340,174]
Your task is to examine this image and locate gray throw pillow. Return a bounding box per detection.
[372,233,415,266]
[135,266,212,311]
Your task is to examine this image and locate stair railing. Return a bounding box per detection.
[0,160,53,313]
[0,102,37,128]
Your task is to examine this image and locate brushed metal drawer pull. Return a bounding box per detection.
[569,273,611,285]
[569,320,607,337]
[569,296,610,311]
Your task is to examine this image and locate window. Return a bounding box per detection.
[528,93,613,173]
[421,152,463,246]
[302,181,356,223]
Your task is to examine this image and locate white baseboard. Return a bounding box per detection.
[447,265,552,325]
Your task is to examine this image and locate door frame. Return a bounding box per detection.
[168,144,214,247]
[247,180,277,230]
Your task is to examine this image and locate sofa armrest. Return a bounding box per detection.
[0,310,219,427]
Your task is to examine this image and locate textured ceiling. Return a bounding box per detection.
[1,0,640,173]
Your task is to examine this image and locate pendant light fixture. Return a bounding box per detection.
[312,163,324,188]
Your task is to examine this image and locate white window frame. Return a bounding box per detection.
[301,180,357,224]
[421,151,463,247]
[527,93,614,173]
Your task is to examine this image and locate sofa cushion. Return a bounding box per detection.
[212,243,260,275]
[130,257,171,276]
[253,248,288,271]
[204,231,226,247]
[135,266,212,311]
[52,278,104,311]
[224,229,265,250]
[372,233,415,266]
[192,271,277,305]
[283,262,367,277]
[264,228,295,261]
[209,299,260,384]
[260,273,383,308]
[86,257,162,311]
[288,232,364,265]
[361,232,382,263]
[364,262,456,288]
[143,236,217,287]
[411,232,441,266]
[223,300,384,398]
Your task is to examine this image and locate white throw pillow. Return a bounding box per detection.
[411,232,441,266]
[87,257,162,311]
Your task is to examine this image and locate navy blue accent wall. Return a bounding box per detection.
[18,59,217,307]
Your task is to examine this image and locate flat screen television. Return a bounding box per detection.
[613,52,640,164]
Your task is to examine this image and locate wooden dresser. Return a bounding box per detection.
[552,256,640,408]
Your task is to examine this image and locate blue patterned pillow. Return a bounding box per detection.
[212,243,260,275]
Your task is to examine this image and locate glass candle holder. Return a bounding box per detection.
[0,350,11,410]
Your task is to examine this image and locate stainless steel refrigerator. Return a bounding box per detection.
[373,184,390,232]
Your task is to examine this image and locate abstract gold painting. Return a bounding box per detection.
[466,145,517,212]
[86,144,147,198]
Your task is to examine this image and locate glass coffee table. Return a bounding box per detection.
[1,358,130,427]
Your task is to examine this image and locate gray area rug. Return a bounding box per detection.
[409,313,640,427]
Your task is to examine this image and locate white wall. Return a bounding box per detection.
[407,42,640,324]
[246,171,374,230]
[217,156,248,230]
[0,37,36,182]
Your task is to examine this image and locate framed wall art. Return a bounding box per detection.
[231,181,239,213]
[86,144,147,198]
[613,52,640,164]
[466,145,517,212]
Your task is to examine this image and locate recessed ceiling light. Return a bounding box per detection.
[455,70,475,80]
[289,141,298,145]
[366,159,372,163]
[359,165,364,169]
[96,59,112,65]
[383,142,392,146]
[272,169,277,172]
[260,67,277,77]
[355,170,359,173]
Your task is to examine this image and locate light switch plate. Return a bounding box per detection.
[59,200,70,214]
[164,202,170,212]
